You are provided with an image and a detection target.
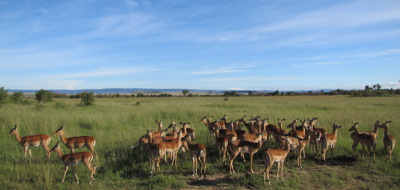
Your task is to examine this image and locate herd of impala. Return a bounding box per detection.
[7,115,396,185]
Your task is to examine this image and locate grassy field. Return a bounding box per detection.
[1,96,400,189]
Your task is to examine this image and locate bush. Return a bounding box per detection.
[35,89,53,103]
[0,87,8,105]
[10,92,23,103]
[79,91,95,106]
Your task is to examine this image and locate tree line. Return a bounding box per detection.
[1,84,399,107]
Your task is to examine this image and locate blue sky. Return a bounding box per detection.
[1,0,399,91]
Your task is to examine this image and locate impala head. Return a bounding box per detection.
[53,125,64,135]
[220,115,227,120]
[348,122,359,131]
[179,122,191,128]
[308,117,318,126]
[278,119,285,127]
[379,120,392,129]
[300,119,309,128]
[333,121,343,129]
[8,125,18,135]
[155,120,162,126]
[286,119,297,129]
[200,116,207,123]
[168,121,177,129]
[50,141,61,152]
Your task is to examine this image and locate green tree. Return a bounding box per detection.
[79,91,95,106]
[35,89,53,103]
[182,89,189,96]
[10,92,23,103]
[0,87,8,105]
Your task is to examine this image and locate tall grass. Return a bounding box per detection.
[1,96,400,189]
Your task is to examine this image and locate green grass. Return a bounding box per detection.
[1,96,400,189]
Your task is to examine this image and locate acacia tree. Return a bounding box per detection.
[182,89,189,96]
[35,89,53,103]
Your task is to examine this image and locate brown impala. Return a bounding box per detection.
[8,125,51,160]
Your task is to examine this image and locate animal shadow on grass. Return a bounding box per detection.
[311,155,356,166]
[101,146,151,179]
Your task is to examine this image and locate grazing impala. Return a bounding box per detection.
[349,122,376,162]
[51,142,96,184]
[320,122,342,161]
[181,133,207,180]
[263,136,291,185]
[53,126,96,158]
[8,125,52,160]
[379,121,396,163]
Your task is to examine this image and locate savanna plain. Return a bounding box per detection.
[1,96,400,190]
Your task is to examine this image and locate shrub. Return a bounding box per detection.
[79,91,95,106]
[0,87,8,105]
[35,89,53,103]
[10,92,23,103]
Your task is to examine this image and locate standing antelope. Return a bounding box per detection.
[51,142,96,184]
[53,126,96,158]
[8,125,51,160]
[200,116,215,140]
[152,131,183,172]
[349,122,376,162]
[228,132,265,174]
[181,133,207,180]
[320,122,342,161]
[263,136,291,185]
[379,121,396,163]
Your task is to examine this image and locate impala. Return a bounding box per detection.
[153,131,183,171]
[320,122,342,161]
[200,116,216,140]
[181,133,207,180]
[239,116,257,133]
[228,132,265,174]
[379,121,396,163]
[8,125,52,160]
[263,136,291,185]
[51,141,96,184]
[53,126,96,158]
[213,126,231,166]
[275,130,312,168]
[349,122,376,162]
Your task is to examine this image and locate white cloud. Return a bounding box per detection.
[125,0,138,8]
[191,66,254,75]
[55,67,155,79]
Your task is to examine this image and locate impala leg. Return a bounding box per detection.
[62,166,69,183]
[281,161,285,181]
[250,153,254,173]
[28,148,33,159]
[276,162,280,180]
[241,152,246,163]
[43,144,51,159]
[23,146,28,161]
[230,153,239,174]
[352,141,359,158]
[72,166,79,184]
[192,156,196,176]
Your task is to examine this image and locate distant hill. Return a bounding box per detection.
[7,88,333,95]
